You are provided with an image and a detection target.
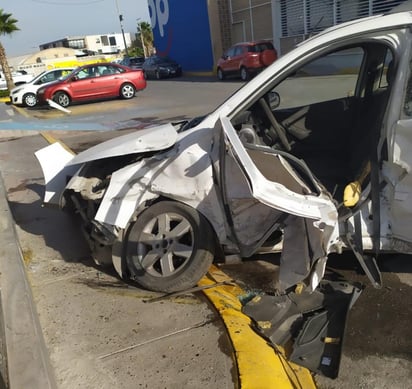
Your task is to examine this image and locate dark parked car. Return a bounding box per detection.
[119,56,145,69]
[217,40,278,81]
[142,56,182,79]
[36,63,146,108]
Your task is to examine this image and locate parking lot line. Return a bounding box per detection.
[40,132,76,155]
[199,267,316,388]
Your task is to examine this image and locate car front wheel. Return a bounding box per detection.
[53,91,70,107]
[23,93,37,107]
[120,83,136,99]
[124,201,215,292]
[240,67,250,81]
[217,68,225,81]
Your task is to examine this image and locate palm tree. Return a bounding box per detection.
[0,9,19,91]
[137,21,153,57]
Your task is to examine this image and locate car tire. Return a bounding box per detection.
[53,91,70,108]
[124,201,215,292]
[217,68,225,81]
[23,93,37,107]
[240,67,250,81]
[120,83,136,99]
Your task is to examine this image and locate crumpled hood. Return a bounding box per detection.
[35,123,179,205]
[67,123,179,165]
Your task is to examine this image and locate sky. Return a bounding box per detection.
[1,0,151,57]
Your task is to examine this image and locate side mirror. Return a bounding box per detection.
[71,75,79,82]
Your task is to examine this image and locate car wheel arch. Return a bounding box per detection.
[112,197,224,282]
[217,67,225,80]
[240,66,250,81]
[119,199,218,292]
[22,92,37,107]
[52,90,72,107]
[119,82,136,99]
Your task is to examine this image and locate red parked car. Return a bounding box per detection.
[36,63,146,108]
[217,40,278,81]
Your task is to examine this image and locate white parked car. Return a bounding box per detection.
[10,68,74,107]
[0,70,34,91]
[35,9,412,378]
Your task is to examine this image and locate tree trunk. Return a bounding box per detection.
[0,43,15,91]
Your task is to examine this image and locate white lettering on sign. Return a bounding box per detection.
[148,0,169,38]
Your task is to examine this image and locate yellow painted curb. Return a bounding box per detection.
[40,132,75,155]
[199,265,317,389]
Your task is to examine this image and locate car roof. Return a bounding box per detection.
[77,62,124,69]
[301,10,412,47]
[234,40,273,47]
[45,67,74,72]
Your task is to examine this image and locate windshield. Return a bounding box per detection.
[33,68,75,85]
[31,71,47,84]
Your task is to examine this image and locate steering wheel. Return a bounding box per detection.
[258,97,291,151]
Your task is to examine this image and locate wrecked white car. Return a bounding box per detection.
[37,12,412,298]
[36,10,412,378]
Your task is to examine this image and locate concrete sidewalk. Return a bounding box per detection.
[0,172,57,389]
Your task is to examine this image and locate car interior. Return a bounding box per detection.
[231,41,395,208]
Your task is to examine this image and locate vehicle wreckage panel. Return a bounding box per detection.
[35,142,80,204]
[220,117,341,291]
[92,127,227,239]
[68,124,178,165]
[388,119,412,243]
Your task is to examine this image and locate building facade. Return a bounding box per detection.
[39,32,131,56]
[217,0,407,54]
[148,0,408,74]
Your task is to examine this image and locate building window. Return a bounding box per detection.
[101,36,109,46]
[69,39,86,49]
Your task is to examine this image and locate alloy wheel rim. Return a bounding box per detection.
[134,212,194,277]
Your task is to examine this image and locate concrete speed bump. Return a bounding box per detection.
[199,265,316,389]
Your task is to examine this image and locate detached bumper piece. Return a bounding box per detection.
[242,277,363,378]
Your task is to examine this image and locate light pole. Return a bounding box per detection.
[115,0,129,57]
[137,18,146,57]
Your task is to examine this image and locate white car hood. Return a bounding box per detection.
[68,123,179,165]
[35,123,179,205]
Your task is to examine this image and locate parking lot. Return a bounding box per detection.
[0,77,411,388]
